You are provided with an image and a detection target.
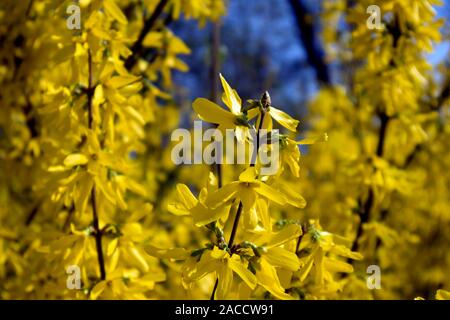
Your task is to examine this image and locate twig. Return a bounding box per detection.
[288,0,331,85]
[25,203,40,226]
[87,50,106,280]
[210,20,222,188]
[351,112,389,252]
[124,0,169,70]
[210,106,267,300]
[350,14,402,253]
[210,202,243,300]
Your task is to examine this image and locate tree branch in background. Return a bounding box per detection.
[350,15,410,254]
[125,0,169,70]
[351,112,389,252]
[87,50,106,281]
[210,20,223,188]
[288,0,331,85]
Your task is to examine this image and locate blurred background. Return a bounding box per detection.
[169,0,450,123]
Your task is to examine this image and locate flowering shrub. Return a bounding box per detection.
[0,0,448,300]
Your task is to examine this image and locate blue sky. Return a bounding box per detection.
[173,0,449,119]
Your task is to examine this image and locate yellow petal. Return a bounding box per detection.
[297,133,328,145]
[205,182,240,209]
[239,187,257,215]
[256,258,294,300]
[298,255,315,283]
[64,153,88,167]
[177,184,198,209]
[126,244,149,272]
[238,167,257,182]
[90,280,107,300]
[74,174,93,215]
[267,224,302,248]
[235,126,247,144]
[188,253,220,282]
[265,247,300,271]
[330,245,363,260]
[436,289,450,300]
[193,98,235,127]
[282,186,306,208]
[191,204,229,226]
[216,264,233,300]
[269,106,299,132]
[247,108,259,120]
[142,32,163,47]
[144,245,189,260]
[324,257,354,273]
[229,256,257,289]
[107,238,118,256]
[219,74,241,114]
[254,182,287,206]
[107,75,141,89]
[140,272,166,284]
[103,0,128,24]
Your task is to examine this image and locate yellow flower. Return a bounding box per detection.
[436,289,450,300]
[168,183,230,226]
[193,74,251,142]
[255,105,300,132]
[250,224,302,300]
[183,246,257,299]
[205,167,287,220]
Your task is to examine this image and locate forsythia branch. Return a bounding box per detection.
[125,0,170,70]
[87,50,106,281]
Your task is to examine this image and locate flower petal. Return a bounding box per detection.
[229,256,257,289]
[193,98,235,127]
[269,107,299,132]
[254,182,287,206]
[220,74,241,114]
[205,182,240,209]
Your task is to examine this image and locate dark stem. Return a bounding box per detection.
[91,185,106,280]
[124,0,169,70]
[287,0,331,85]
[210,280,219,300]
[251,109,267,166]
[25,204,39,226]
[351,112,389,252]
[351,15,405,254]
[227,202,243,250]
[210,20,222,188]
[210,202,244,300]
[402,77,449,168]
[211,110,267,299]
[87,50,106,280]
[295,227,305,254]
[63,205,75,231]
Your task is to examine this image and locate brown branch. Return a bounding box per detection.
[87,50,106,281]
[63,205,75,231]
[371,75,450,253]
[124,0,169,70]
[210,202,243,300]
[350,14,403,254]
[295,224,306,254]
[403,77,450,167]
[210,104,268,300]
[25,203,40,226]
[210,20,222,188]
[288,0,331,85]
[351,112,389,252]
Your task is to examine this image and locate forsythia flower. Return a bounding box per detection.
[164,75,361,300]
[193,74,252,143]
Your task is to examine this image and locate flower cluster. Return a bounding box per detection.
[0,0,224,299]
[303,0,450,299]
[163,76,362,299]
